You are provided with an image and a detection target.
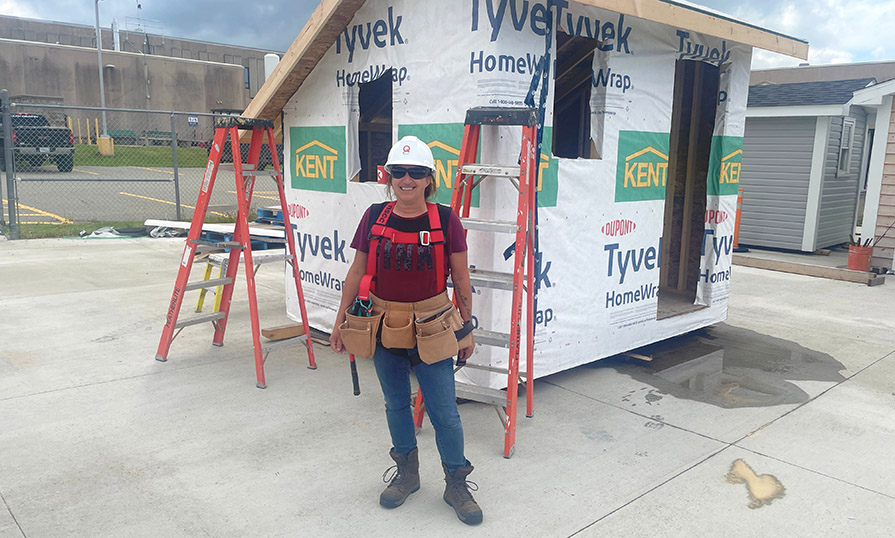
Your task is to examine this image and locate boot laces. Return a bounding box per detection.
[382,464,406,485]
[449,478,479,501]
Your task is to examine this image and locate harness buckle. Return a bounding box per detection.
[419,230,431,246]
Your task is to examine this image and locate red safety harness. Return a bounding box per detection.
[357,201,446,301]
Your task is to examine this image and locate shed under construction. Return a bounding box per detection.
[241,0,807,398]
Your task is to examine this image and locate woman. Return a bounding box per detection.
[330,135,482,525]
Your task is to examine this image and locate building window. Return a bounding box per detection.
[837,117,856,176]
[552,31,602,159]
[357,70,393,182]
[244,67,250,89]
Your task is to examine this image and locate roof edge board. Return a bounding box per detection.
[746,105,846,118]
[244,0,366,121]
[576,0,808,60]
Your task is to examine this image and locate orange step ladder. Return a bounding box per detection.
[414,107,539,458]
[155,116,316,388]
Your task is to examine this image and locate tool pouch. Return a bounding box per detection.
[339,307,383,359]
[415,308,462,364]
[380,306,415,349]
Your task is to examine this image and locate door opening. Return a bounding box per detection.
[657,60,720,319]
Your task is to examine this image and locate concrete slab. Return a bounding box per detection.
[2,237,894,537]
[737,353,895,498]
[577,446,895,537]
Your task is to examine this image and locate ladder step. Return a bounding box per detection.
[208,252,293,266]
[474,328,510,348]
[190,238,244,249]
[261,334,309,354]
[467,269,514,291]
[462,362,527,378]
[184,277,233,291]
[461,164,520,178]
[174,311,226,329]
[460,218,518,234]
[455,381,508,407]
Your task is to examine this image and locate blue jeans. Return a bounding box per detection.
[373,346,466,474]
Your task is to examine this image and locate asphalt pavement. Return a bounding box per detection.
[1,237,893,537]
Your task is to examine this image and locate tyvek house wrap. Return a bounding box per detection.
[282,0,751,389]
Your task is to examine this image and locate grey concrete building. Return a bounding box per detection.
[0,13,282,111]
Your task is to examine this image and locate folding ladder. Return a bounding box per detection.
[414,107,539,458]
[155,116,316,388]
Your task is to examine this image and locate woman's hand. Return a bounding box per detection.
[457,333,475,365]
[330,323,344,354]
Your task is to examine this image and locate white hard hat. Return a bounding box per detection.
[385,135,435,173]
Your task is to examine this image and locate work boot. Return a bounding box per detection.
[442,462,483,525]
[379,448,420,508]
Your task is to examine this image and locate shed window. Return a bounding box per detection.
[357,70,393,182]
[552,31,601,159]
[837,117,856,176]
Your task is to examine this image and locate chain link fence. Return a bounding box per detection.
[1,90,284,239]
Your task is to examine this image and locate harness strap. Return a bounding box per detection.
[359,201,447,300]
[428,203,445,293]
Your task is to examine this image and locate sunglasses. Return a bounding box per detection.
[389,166,430,180]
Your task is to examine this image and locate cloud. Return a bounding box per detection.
[0,0,36,18]
[710,0,895,67]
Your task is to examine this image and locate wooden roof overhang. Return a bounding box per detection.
[243,0,808,121]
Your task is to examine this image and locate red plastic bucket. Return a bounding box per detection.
[847,245,873,272]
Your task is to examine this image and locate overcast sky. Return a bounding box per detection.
[0,0,891,70]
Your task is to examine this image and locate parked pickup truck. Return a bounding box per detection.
[0,113,75,172]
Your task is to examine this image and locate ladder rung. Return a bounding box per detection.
[208,252,293,265]
[461,363,527,378]
[174,311,226,329]
[461,164,520,178]
[460,218,518,234]
[467,269,514,291]
[261,334,310,354]
[190,239,244,249]
[184,277,233,291]
[455,381,508,407]
[474,329,510,348]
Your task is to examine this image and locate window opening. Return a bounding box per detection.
[552,31,600,159]
[244,67,250,89]
[657,60,720,320]
[837,117,856,176]
[357,69,393,182]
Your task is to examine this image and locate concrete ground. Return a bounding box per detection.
[1,237,894,538]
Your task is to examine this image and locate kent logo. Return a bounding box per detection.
[399,124,560,207]
[290,126,347,194]
[471,0,633,54]
[335,6,405,64]
[706,136,742,196]
[615,131,669,202]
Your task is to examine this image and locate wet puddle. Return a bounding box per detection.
[605,325,846,408]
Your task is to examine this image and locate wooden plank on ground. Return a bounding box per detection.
[733,254,886,286]
[262,323,305,341]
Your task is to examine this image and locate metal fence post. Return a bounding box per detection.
[2,89,19,239]
[170,112,181,220]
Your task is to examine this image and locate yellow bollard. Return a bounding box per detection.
[67,117,72,132]
[86,118,92,145]
[77,118,82,144]
[95,118,100,143]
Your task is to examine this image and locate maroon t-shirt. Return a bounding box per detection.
[351,203,467,302]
